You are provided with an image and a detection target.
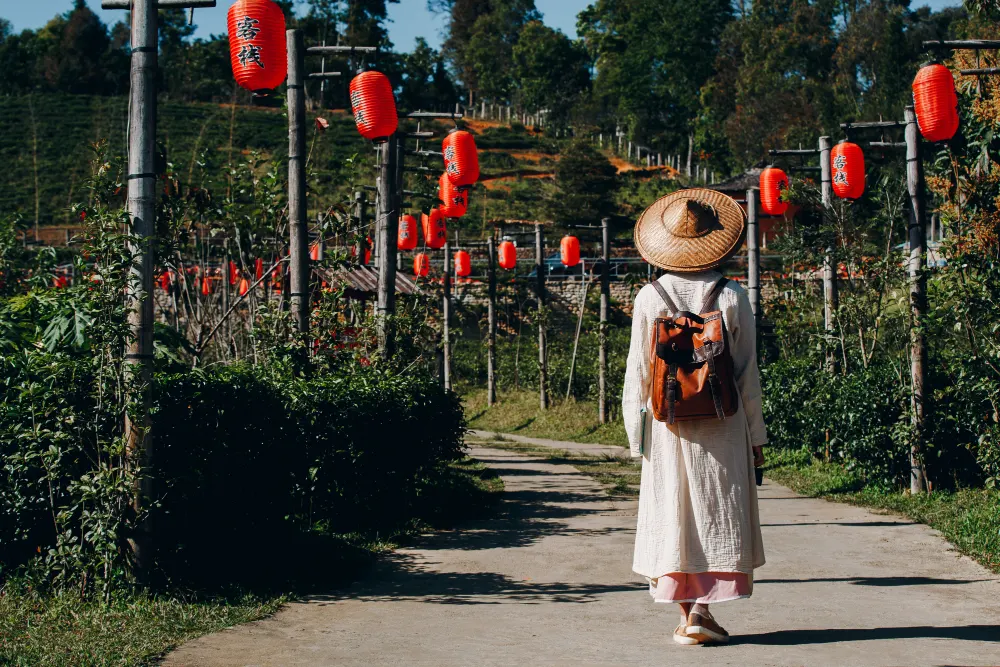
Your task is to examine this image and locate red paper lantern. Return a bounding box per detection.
[310,244,321,261]
[414,252,430,278]
[422,209,447,250]
[202,276,213,296]
[349,71,398,142]
[831,141,865,200]
[438,173,468,218]
[560,235,580,267]
[229,261,238,286]
[759,167,789,216]
[454,250,472,278]
[227,0,287,94]
[239,278,250,296]
[158,272,171,292]
[255,258,264,281]
[443,130,480,187]
[913,63,959,143]
[398,214,418,251]
[498,241,517,270]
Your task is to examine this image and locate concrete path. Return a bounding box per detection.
[468,429,628,459]
[165,446,1000,667]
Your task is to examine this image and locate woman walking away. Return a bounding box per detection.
[623,188,767,646]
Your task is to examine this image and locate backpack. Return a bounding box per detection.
[649,277,739,424]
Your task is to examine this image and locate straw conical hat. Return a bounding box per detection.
[634,188,746,272]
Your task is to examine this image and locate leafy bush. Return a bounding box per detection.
[149,366,465,588]
[762,359,910,488]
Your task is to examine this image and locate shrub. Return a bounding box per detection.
[150,366,465,588]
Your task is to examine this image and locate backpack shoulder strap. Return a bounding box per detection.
[699,277,730,313]
[650,280,678,314]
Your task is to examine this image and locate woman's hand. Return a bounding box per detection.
[752,446,765,468]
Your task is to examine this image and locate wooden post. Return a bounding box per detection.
[819,135,838,370]
[288,30,309,337]
[746,188,761,326]
[535,223,548,411]
[487,236,497,407]
[904,105,929,495]
[599,217,611,424]
[376,135,400,358]
[442,240,452,391]
[124,0,158,576]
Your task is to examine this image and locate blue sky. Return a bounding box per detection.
[5,0,964,53]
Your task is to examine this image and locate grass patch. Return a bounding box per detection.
[766,448,1000,573]
[0,458,503,666]
[463,388,628,448]
[0,588,284,667]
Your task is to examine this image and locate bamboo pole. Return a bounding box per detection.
[599,217,611,424]
[376,135,400,358]
[443,240,452,391]
[124,0,158,577]
[819,135,838,371]
[287,30,309,337]
[535,223,548,411]
[904,105,929,495]
[487,236,497,407]
[746,188,761,327]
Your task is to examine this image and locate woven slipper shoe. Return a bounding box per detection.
[686,612,730,644]
[673,623,700,646]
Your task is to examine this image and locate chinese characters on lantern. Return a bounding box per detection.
[235,16,265,69]
[833,154,848,187]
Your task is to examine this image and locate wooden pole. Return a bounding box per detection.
[566,261,589,401]
[599,217,611,424]
[819,135,838,371]
[904,105,929,495]
[487,236,498,407]
[376,135,400,358]
[288,30,309,337]
[124,0,157,576]
[746,188,761,326]
[443,240,452,391]
[535,223,548,411]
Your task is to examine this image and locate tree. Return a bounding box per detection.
[546,140,618,226]
[511,21,591,126]
[578,0,733,152]
[398,37,459,112]
[435,0,495,95]
[464,0,540,101]
[36,0,126,95]
[698,0,837,168]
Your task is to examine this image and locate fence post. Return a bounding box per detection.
[487,236,498,407]
[599,217,611,424]
[904,105,929,495]
[288,30,310,338]
[376,135,400,358]
[124,0,158,578]
[535,223,548,410]
[354,191,366,264]
[443,240,452,391]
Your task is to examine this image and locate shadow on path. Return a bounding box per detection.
[756,576,993,586]
[730,625,1000,646]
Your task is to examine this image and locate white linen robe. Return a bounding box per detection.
[623,271,767,580]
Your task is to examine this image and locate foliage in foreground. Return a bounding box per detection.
[0,456,502,667]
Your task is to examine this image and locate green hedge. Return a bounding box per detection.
[761,358,988,490]
[1,362,465,589]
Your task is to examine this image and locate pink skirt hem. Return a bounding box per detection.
[648,572,752,605]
